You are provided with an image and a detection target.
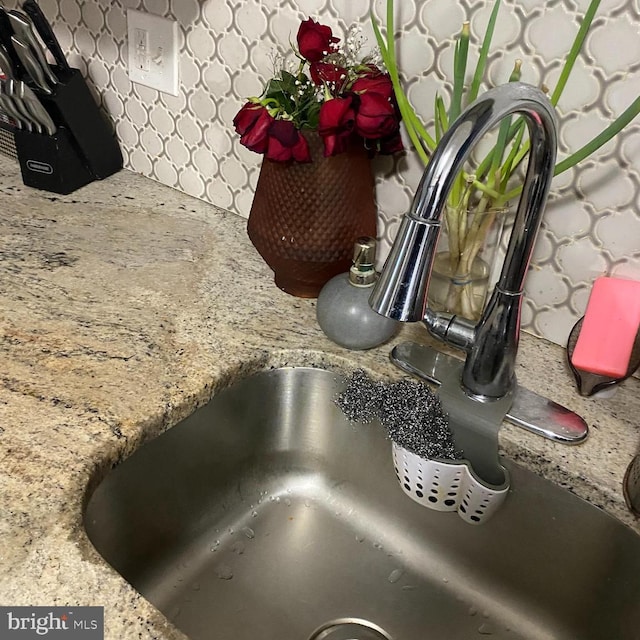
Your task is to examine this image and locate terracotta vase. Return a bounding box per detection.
[247,132,377,298]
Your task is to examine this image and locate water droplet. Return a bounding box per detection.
[231,541,245,555]
[442,577,449,583]
[275,496,281,503]
[387,568,404,584]
[191,583,201,591]
[355,534,365,543]
[478,622,494,635]
[482,610,490,619]
[228,527,234,535]
[284,498,291,506]
[469,607,478,616]
[304,499,311,508]
[251,510,258,518]
[215,564,234,580]
[269,495,275,502]
[242,526,255,539]
[401,585,416,591]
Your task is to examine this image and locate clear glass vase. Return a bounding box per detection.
[427,205,509,321]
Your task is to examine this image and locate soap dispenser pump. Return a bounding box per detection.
[316,237,399,350]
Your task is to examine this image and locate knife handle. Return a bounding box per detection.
[8,10,58,86]
[21,0,70,73]
[0,9,24,76]
[11,34,52,94]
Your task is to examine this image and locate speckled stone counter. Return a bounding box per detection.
[1,157,639,638]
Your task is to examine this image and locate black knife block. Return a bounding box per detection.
[12,125,95,194]
[7,67,123,194]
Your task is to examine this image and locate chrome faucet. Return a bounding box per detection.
[371,83,558,401]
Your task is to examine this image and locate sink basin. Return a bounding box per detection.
[84,367,640,640]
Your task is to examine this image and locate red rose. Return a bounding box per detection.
[354,91,398,139]
[318,97,355,156]
[297,18,339,63]
[233,102,273,154]
[352,74,394,100]
[266,120,311,162]
[351,73,400,140]
[310,62,348,88]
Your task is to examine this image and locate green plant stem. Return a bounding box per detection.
[449,22,470,123]
[550,0,600,106]
[371,7,431,163]
[468,0,501,103]
[501,94,640,201]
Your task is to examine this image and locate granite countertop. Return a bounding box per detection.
[1,157,639,638]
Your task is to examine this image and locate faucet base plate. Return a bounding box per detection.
[390,342,589,445]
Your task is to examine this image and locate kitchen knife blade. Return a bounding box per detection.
[3,78,40,132]
[7,10,58,86]
[17,79,55,134]
[21,0,70,73]
[10,34,52,94]
[0,43,16,78]
[0,81,28,131]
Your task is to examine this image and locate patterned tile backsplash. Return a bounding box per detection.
[8,0,640,346]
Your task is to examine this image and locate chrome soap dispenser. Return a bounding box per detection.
[316,237,399,350]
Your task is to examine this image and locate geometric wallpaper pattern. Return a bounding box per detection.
[6,0,640,346]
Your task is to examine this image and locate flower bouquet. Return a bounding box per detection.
[233,18,403,162]
[233,18,404,297]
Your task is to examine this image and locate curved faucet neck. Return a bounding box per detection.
[371,83,558,399]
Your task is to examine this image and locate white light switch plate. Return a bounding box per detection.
[127,9,179,96]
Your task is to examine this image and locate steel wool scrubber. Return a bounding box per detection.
[336,369,510,525]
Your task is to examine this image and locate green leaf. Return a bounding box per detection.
[371,4,432,162]
[550,0,600,106]
[468,0,501,103]
[435,94,448,143]
[279,70,299,94]
[490,59,522,175]
[449,22,470,123]
[554,94,640,175]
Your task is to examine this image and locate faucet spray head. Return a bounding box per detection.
[369,216,441,322]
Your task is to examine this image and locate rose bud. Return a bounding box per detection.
[297,18,339,63]
[266,120,311,162]
[318,96,355,156]
[233,102,273,154]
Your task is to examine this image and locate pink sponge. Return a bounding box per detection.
[571,276,640,378]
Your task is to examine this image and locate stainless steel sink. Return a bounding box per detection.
[84,367,640,640]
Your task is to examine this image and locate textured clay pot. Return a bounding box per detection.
[247,132,377,298]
